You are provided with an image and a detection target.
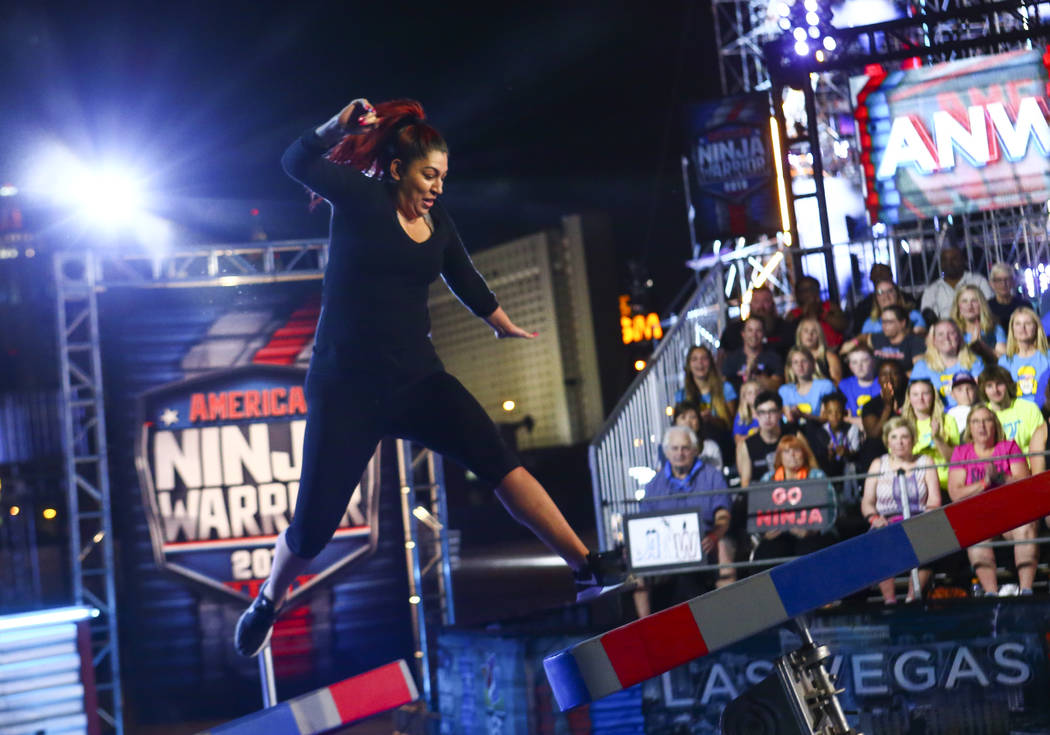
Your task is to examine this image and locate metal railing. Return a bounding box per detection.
[589,262,727,549]
[623,449,1050,583]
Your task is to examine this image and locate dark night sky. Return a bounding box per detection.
[0,0,722,311]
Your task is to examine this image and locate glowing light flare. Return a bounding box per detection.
[634,359,647,372]
[42,508,57,520]
[794,40,810,57]
[823,36,837,50]
[769,116,792,235]
[793,27,807,41]
[9,506,19,517]
[502,400,516,411]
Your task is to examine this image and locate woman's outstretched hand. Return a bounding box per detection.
[485,307,538,339]
[337,98,380,135]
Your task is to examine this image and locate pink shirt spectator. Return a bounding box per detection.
[949,441,1024,485]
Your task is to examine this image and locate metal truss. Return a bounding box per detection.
[766,0,1050,78]
[712,0,775,94]
[395,439,456,710]
[89,238,328,288]
[53,250,123,734]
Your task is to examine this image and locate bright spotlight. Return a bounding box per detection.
[794,40,810,56]
[67,167,144,228]
[808,25,821,38]
[778,17,792,30]
[31,145,147,230]
[634,359,647,371]
[806,11,819,25]
[793,27,807,41]
[502,400,516,411]
[776,2,791,16]
[822,36,837,50]
[42,508,57,520]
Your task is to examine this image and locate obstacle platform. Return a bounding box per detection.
[196,659,418,734]
[545,470,1050,710]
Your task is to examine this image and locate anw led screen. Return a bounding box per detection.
[855,48,1050,224]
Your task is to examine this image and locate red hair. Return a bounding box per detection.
[327,99,447,178]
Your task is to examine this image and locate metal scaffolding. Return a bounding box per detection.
[54,249,123,734]
[396,439,456,710]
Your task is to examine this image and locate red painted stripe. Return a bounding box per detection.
[943,472,1050,547]
[601,603,708,688]
[328,660,416,723]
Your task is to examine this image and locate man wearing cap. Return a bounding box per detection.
[946,372,978,434]
[980,366,1043,453]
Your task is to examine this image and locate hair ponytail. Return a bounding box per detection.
[327,99,447,178]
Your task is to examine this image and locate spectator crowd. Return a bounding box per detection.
[637,247,1050,611]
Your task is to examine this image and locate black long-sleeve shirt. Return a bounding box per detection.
[282,131,498,379]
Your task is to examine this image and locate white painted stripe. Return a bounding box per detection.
[289,687,340,733]
[397,659,420,702]
[689,572,788,652]
[570,636,622,701]
[901,508,961,565]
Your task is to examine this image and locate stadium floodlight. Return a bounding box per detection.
[29,143,148,231]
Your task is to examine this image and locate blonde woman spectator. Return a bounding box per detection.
[862,417,941,603]
[779,348,835,423]
[987,262,1032,329]
[795,317,842,384]
[951,284,1006,364]
[733,380,762,444]
[910,320,984,406]
[903,378,959,491]
[998,307,1050,403]
[948,404,1034,596]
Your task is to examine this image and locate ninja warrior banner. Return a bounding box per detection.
[136,364,380,606]
[684,94,781,241]
[854,47,1050,224]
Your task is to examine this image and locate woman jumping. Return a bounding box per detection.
[235,98,622,656]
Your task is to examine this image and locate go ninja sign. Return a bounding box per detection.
[135,365,380,604]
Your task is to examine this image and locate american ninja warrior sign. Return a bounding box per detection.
[854,47,1050,224]
[135,364,380,604]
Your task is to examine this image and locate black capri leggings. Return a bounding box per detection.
[285,369,520,558]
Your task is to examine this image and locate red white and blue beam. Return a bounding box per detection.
[197,659,418,734]
[545,471,1050,710]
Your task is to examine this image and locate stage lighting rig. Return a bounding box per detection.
[774,0,837,67]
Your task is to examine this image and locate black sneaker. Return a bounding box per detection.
[574,549,626,603]
[235,581,280,657]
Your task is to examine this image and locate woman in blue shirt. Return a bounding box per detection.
[999,307,1050,403]
[910,320,983,407]
[677,345,737,434]
[779,348,835,422]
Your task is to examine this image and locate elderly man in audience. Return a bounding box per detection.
[719,285,796,360]
[634,425,733,616]
[987,262,1032,329]
[723,318,785,393]
[919,246,993,321]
